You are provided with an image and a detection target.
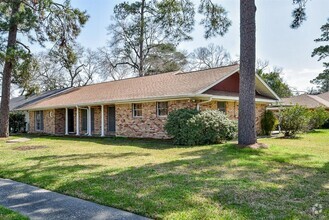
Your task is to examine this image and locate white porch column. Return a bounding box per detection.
[88,106,92,136]
[76,106,80,136]
[101,105,105,137]
[65,108,68,135]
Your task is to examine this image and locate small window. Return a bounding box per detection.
[133,103,143,117]
[35,111,44,131]
[157,102,168,116]
[217,102,226,113]
[82,109,88,131]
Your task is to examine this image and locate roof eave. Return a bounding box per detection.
[20,93,277,111]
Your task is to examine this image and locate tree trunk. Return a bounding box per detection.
[138,0,145,77]
[238,0,257,145]
[0,2,20,138]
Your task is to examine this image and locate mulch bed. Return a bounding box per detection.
[13,145,48,151]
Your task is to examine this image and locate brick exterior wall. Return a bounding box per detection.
[92,106,102,135]
[28,99,268,138]
[29,110,55,134]
[114,100,265,139]
[29,111,35,133]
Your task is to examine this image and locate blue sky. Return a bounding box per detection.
[69,0,329,92]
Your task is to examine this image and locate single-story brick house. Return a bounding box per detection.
[17,64,280,139]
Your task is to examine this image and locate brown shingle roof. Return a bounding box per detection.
[22,65,242,110]
[281,94,329,109]
[318,91,329,102]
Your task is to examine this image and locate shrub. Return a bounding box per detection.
[164,108,199,145]
[261,110,277,135]
[280,105,309,137]
[308,107,329,130]
[322,119,329,129]
[165,109,237,146]
[185,110,237,145]
[9,112,26,133]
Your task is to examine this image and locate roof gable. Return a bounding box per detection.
[200,71,280,101]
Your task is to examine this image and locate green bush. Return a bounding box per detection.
[322,119,329,129]
[280,105,309,137]
[185,110,237,145]
[164,108,199,145]
[165,109,237,145]
[9,112,26,133]
[261,110,277,135]
[308,107,329,130]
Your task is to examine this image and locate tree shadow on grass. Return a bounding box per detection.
[307,130,327,134]
[28,152,151,163]
[74,152,326,219]
[1,143,328,219]
[24,144,329,219]
[19,134,180,150]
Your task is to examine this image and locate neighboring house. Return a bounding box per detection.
[268,92,329,111]
[318,91,329,103]
[17,64,280,139]
[9,88,70,131]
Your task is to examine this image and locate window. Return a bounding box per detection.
[217,102,226,113]
[35,111,43,131]
[81,109,94,132]
[133,103,143,117]
[82,109,88,131]
[157,102,168,116]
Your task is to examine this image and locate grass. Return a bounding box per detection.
[0,206,28,220]
[0,130,328,219]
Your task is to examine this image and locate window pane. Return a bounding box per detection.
[136,109,142,116]
[157,102,168,116]
[82,109,87,131]
[133,104,142,117]
[217,102,226,113]
[35,111,44,131]
[158,109,167,116]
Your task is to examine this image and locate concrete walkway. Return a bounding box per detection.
[0,178,149,220]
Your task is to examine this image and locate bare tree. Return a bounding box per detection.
[96,47,132,81]
[23,47,102,94]
[189,43,232,70]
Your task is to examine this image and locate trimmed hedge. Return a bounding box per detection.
[165,109,237,145]
[164,108,199,145]
[261,110,277,135]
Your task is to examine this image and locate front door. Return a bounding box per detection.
[108,106,116,133]
[68,109,74,133]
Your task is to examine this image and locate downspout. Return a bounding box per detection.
[197,97,213,111]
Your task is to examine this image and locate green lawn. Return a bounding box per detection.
[0,131,328,219]
[0,206,28,220]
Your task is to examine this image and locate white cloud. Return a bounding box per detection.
[283,68,323,92]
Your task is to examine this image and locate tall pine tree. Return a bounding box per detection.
[311,18,329,92]
[0,0,89,137]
